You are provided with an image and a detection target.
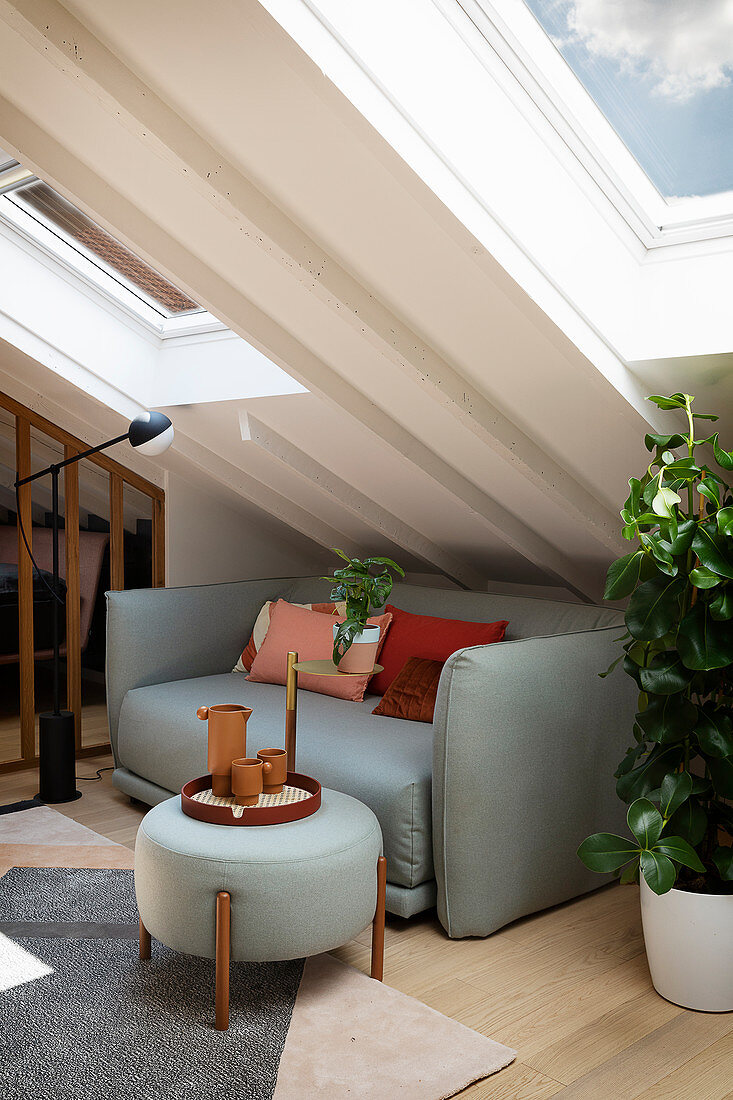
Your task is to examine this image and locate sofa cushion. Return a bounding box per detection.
[372,657,443,723]
[117,673,433,889]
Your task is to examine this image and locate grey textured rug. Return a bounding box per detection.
[0,868,304,1100]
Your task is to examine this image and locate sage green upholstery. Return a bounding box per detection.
[135,791,382,961]
[107,577,635,937]
[117,676,433,891]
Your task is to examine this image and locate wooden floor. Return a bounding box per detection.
[2,756,731,1098]
[0,666,108,763]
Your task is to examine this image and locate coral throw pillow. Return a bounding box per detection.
[370,604,509,695]
[247,599,392,702]
[372,657,444,723]
[233,600,345,673]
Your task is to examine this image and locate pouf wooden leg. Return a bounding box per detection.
[139,918,151,961]
[215,891,231,1031]
[371,856,387,981]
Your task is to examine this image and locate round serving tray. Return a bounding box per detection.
[181,772,321,826]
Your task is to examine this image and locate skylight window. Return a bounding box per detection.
[522,1,733,199]
[0,161,217,332]
[7,180,202,317]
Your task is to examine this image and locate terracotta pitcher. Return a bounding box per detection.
[197,703,252,797]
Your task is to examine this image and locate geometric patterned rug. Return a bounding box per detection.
[0,809,516,1099]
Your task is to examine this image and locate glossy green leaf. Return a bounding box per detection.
[698,478,722,509]
[663,458,699,480]
[636,696,696,744]
[648,394,687,410]
[625,576,683,641]
[692,412,719,421]
[710,588,733,620]
[668,519,697,556]
[659,771,693,819]
[638,652,693,695]
[711,433,733,471]
[604,551,656,600]
[678,601,733,670]
[619,858,640,884]
[653,837,705,872]
[577,834,639,874]
[667,798,708,846]
[627,798,663,848]
[640,850,677,894]
[707,756,733,799]
[713,846,733,881]
[690,566,721,589]
[614,741,647,779]
[645,432,686,452]
[616,744,684,804]
[691,525,733,580]
[717,507,733,538]
[697,709,733,758]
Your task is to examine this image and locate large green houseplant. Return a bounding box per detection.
[577,392,733,1010]
[323,549,404,668]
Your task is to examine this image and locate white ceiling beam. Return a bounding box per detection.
[168,428,361,560]
[241,412,487,590]
[0,97,602,600]
[0,0,623,556]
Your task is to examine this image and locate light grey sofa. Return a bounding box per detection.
[106,576,635,938]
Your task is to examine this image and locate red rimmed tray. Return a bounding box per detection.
[181,772,321,826]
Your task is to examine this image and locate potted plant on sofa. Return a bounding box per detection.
[323,549,404,673]
[578,392,733,1012]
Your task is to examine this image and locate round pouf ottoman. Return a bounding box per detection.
[135,788,386,1029]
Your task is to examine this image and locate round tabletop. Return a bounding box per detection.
[292,660,384,677]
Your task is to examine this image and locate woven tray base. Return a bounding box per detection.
[191,785,311,820]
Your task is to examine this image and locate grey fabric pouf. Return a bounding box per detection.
[135,789,386,1028]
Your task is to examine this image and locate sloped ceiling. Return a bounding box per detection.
[0,0,721,601]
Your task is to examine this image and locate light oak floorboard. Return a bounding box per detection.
[2,755,731,1098]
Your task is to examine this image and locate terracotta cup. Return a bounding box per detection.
[197,703,252,798]
[231,757,264,807]
[257,748,287,795]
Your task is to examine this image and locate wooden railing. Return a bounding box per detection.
[1,390,165,773]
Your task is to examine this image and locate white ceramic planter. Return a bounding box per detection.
[333,623,380,674]
[640,877,733,1012]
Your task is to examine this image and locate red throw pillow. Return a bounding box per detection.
[248,599,392,702]
[370,604,508,695]
[372,657,443,723]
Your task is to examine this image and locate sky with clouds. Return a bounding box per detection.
[524,0,733,198]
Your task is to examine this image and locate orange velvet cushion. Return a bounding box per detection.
[371,657,444,723]
[247,599,392,701]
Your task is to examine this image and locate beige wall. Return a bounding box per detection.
[165,471,328,587]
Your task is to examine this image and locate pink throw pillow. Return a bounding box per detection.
[247,599,392,702]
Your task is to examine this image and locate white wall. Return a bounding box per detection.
[165,471,328,587]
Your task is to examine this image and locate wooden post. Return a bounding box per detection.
[371,855,387,982]
[64,447,82,749]
[139,918,151,961]
[15,416,35,762]
[152,496,165,587]
[215,891,231,1031]
[285,651,298,772]
[109,473,124,591]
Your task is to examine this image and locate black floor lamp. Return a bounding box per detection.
[14,410,174,804]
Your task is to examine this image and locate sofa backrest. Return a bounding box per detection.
[286,578,622,639]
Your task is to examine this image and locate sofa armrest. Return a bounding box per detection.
[432,626,636,938]
[105,577,295,760]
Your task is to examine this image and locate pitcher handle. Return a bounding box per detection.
[196,706,209,720]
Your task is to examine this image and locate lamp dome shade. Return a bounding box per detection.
[128,411,174,456]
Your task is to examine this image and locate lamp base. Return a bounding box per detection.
[37,711,82,804]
